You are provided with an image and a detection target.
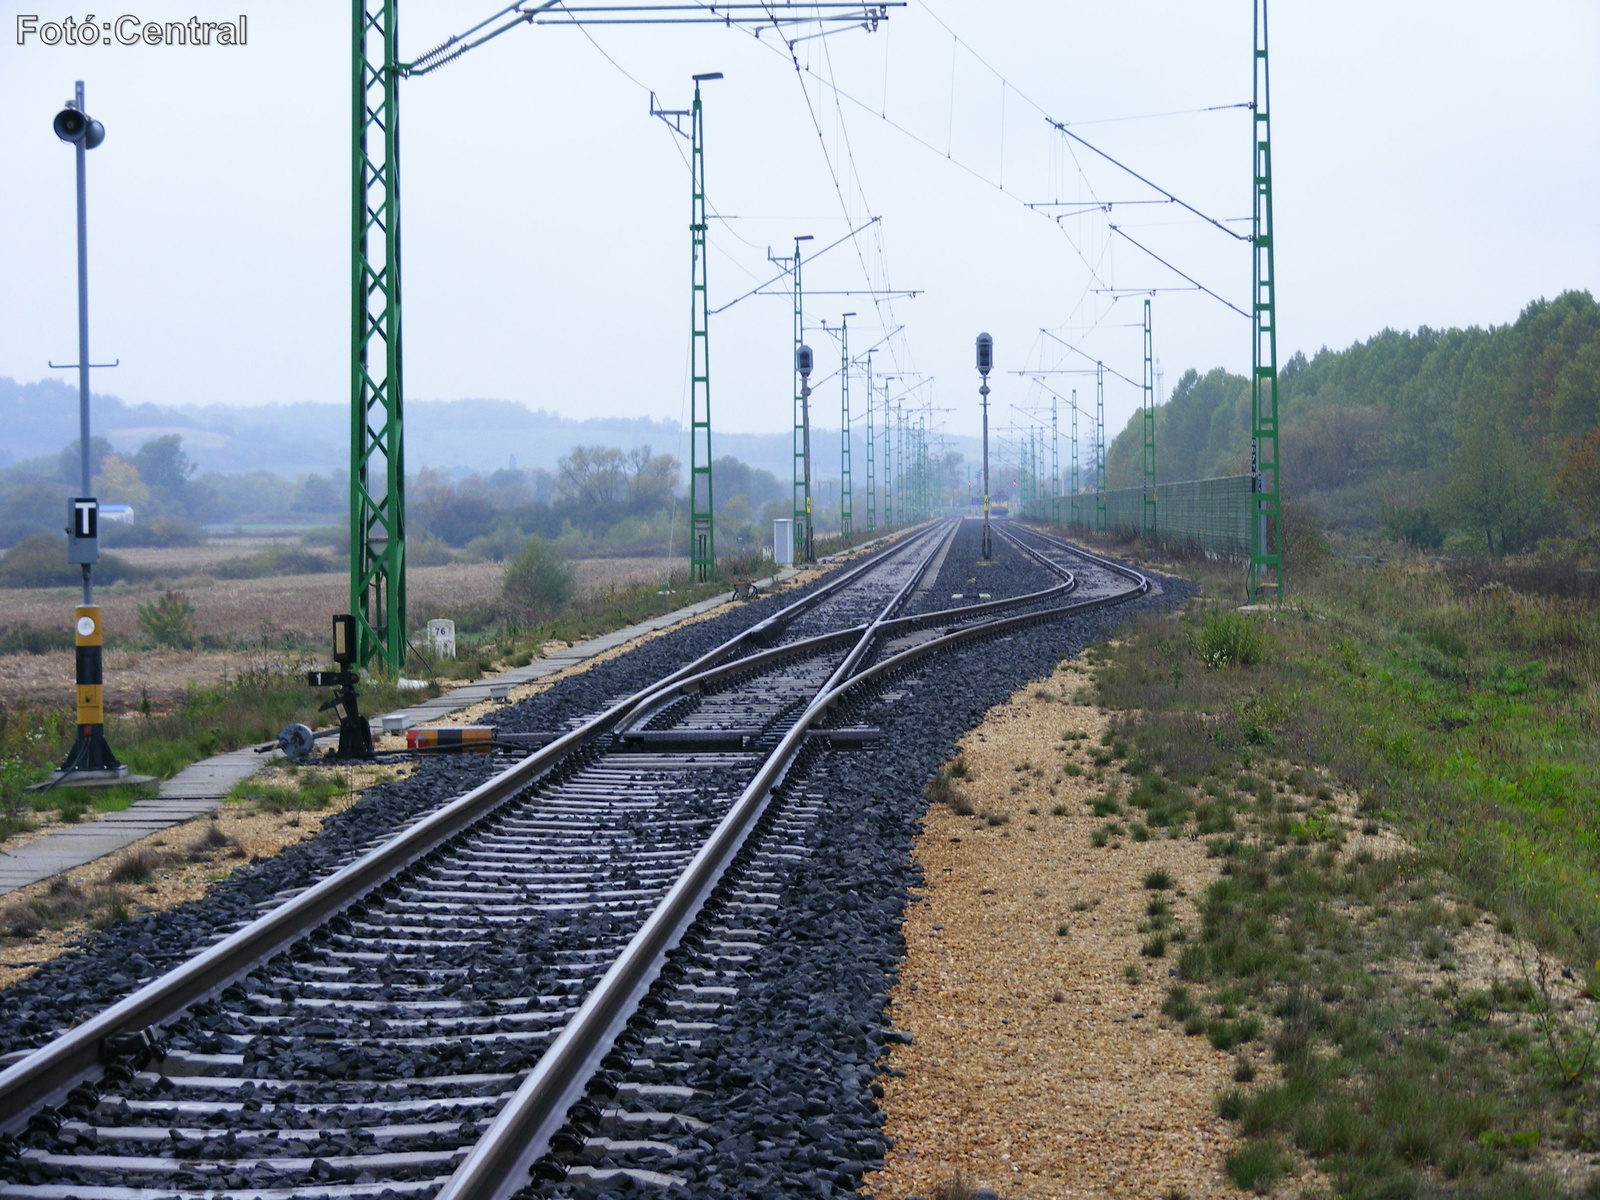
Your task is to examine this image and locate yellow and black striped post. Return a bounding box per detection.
[55,604,125,780]
[75,605,103,727]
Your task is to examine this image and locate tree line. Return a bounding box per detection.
[0,433,800,564]
[1104,290,1600,554]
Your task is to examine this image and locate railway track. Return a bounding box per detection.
[0,520,1148,1200]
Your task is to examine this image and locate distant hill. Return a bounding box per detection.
[0,378,680,476]
[0,376,980,484]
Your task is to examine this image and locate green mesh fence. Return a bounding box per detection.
[1041,474,1254,557]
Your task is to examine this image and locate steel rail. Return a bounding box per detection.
[621,520,1052,727]
[610,523,951,730]
[439,529,1145,1200]
[435,519,961,1200]
[1004,520,1153,587]
[0,525,937,1129]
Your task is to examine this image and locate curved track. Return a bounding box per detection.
[0,520,1146,1200]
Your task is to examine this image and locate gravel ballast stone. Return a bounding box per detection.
[522,521,1189,1197]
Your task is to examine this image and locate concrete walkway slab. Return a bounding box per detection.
[0,748,275,896]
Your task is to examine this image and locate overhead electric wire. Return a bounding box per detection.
[1106,226,1250,319]
[904,1,1254,318]
[783,23,903,365]
[1057,101,1254,128]
[1047,119,1246,242]
[1039,328,1141,390]
[766,45,1110,288]
[817,16,919,377]
[565,7,657,93]
[708,218,883,315]
[915,0,1238,239]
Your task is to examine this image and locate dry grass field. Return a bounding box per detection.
[0,536,673,711]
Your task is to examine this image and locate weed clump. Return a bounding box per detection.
[1225,1139,1288,1193]
[230,769,347,813]
[187,821,241,861]
[0,875,134,940]
[1190,611,1266,669]
[109,846,173,885]
[927,762,976,816]
[136,591,198,650]
[928,1172,983,1200]
[502,536,575,615]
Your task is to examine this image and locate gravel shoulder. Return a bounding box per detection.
[866,654,1239,1200]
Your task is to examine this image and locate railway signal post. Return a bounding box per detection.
[47,83,125,787]
[797,343,816,562]
[976,332,993,559]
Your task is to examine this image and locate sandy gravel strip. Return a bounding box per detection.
[865,655,1240,1200]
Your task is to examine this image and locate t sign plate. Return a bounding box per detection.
[68,497,99,565]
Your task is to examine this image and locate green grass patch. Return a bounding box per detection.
[1225,1138,1289,1193]
[1190,610,1267,668]
[228,766,349,812]
[1091,552,1600,1197]
[0,666,426,825]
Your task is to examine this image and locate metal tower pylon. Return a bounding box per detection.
[883,387,893,526]
[346,4,898,668]
[789,239,811,555]
[1250,0,1284,602]
[839,314,853,539]
[922,418,930,518]
[1028,426,1036,516]
[1142,297,1156,544]
[1070,389,1079,527]
[1095,362,1107,534]
[351,0,406,673]
[1051,396,1060,524]
[686,74,717,581]
[864,355,876,532]
[894,400,905,522]
[881,379,893,527]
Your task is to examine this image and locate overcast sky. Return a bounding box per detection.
[2,0,1596,451]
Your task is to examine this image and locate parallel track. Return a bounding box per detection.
[0,520,1145,1200]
